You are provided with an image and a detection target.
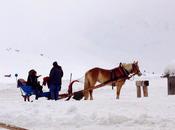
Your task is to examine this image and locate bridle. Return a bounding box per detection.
[111,62,142,82]
[131,63,141,77]
[121,63,142,80]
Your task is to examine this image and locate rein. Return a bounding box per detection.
[128,73,136,80]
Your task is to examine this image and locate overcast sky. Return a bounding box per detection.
[0,0,175,79]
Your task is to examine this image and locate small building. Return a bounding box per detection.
[167,76,175,95]
[163,62,175,95]
[162,74,175,95]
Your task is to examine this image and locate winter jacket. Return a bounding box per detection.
[49,65,63,85]
[27,74,38,89]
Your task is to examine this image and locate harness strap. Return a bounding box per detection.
[110,67,125,86]
[111,68,117,79]
[110,64,133,86]
[121,67,130,78]
[111,69,117,87]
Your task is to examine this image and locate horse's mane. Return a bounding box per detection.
[121,63,132,72]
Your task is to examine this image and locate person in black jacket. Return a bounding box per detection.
[49,61,63,100]
[27,69,42,100]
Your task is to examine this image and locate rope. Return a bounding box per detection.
[128,73,136,81]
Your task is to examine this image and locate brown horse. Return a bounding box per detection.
[84,61,142,100]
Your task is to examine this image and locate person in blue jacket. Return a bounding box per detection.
[49,61,63,100]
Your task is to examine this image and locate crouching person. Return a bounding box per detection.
[49,61,63,100]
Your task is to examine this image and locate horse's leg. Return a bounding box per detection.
[89,90,93,100]
[84,75,90,100]
[84,91,89,100]
[84,68,98,100]
[116,85,122,99]
[116,80,125,99]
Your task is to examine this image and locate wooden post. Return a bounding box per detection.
[69,73,72,83]
[136,81,142,98]
[143,86,148,97]
[142,80,149,97]
[137,85,141,97]
[136,80,149,98]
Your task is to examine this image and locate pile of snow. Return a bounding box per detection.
[164,61,175,76]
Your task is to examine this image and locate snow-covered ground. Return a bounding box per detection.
[0,76,175,130]
[0,0,175,129]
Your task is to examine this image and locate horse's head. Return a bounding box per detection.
[131,61,142,76]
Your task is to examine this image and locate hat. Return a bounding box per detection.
[53,61,58,67]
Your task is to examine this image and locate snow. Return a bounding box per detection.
[0,76,175,130]
[0,0,175,129]
[164,61,175,76]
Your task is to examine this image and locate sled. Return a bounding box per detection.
[17,79,33,101]
[17,79,49,101]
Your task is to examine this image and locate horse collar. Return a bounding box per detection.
[121,66,129,77]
